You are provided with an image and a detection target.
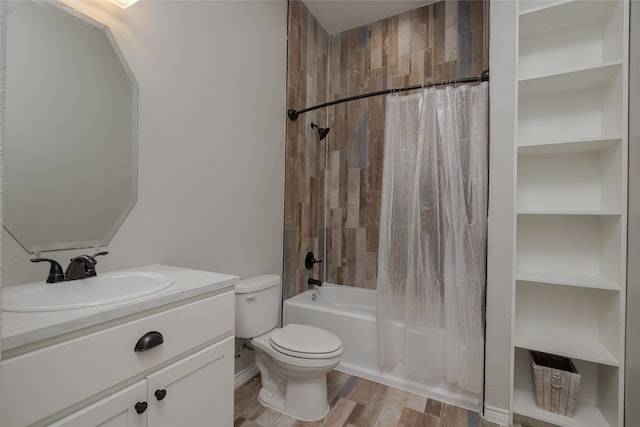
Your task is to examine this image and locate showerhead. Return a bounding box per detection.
[310,122,330,141]
[318,127,330,140]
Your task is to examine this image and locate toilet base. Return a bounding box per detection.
[257,374,330,421]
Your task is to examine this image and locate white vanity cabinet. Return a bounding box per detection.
[1,285,235,427]
[145,338,233,427]
[48,381,148,427]
[50,338,234,427]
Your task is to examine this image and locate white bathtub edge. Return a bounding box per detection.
[335,361,482,413]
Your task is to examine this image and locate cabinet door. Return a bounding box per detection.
[146,336,234,427]
[49,380,147,427]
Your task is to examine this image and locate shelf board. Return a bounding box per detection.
[518,60,624,85]
[519,0,618,38]
[518,0,570,16]
[518,136,622,155]
[517,210,622,216]
[518,62,622,98]
[518,0,564,15]
[516,215,623,284]
[516,271,620,291]
[513,386,612,427]
[514,329,619,367]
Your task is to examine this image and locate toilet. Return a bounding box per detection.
[235,275,342,421]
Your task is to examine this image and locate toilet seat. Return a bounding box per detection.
[269,324,342,359]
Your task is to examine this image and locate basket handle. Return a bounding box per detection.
[551,372,562,389]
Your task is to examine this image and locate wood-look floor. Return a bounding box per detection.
[234,371,505,427]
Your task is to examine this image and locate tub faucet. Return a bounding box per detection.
[308,278,322,287]
[304,252,323,270]
[65,251,108,281]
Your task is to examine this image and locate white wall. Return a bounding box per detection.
[1,0,7,376]
[2,0,288,286]
[626,1,639,424]
[484,0,516,424]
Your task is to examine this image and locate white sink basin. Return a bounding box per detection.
[3,272,174,312]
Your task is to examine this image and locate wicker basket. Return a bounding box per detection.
[530,351,581,417]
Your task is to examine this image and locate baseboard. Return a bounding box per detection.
[234,364,259,389]
[483,404,510,426]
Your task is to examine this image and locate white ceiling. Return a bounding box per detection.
[302,0,434,35]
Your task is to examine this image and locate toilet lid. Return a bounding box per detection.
[270,324,342,357]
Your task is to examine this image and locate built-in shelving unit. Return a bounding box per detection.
[513,348,619,427]
[512,1,628,426]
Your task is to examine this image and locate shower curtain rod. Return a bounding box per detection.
[287,69,489,121]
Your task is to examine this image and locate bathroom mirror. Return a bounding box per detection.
[5,0,138,253]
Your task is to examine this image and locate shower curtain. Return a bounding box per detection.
[376,82,488,393]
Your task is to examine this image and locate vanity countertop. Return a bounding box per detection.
[2,264,238,353]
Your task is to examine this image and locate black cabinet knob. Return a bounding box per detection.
[134,401,148,414]
[155,389,167,401]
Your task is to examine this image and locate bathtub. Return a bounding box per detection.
[283,285,481,411]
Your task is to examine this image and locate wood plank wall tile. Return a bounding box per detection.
[284,0,488,296]
[284,1,329,297]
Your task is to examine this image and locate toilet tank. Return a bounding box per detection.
[235,274,281,338]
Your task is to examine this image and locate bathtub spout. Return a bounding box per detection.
[308,278,322,287]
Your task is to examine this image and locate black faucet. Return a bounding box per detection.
[31,251,108,283]
[65,252,108,281]
[308,278,322,287]
[30,258,65,283]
